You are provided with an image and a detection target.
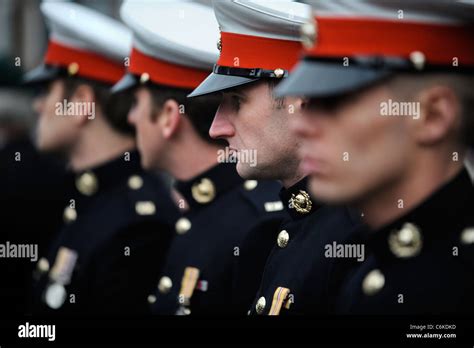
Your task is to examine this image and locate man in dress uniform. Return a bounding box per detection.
[0,57,69,316]
[24,2,180,315]
[276,0,474,314]
[113,0,286,315]
[189,0,360,315]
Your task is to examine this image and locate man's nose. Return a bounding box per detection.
[209,105,235,140]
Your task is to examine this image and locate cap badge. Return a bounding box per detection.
[217,27,222,54]
[67,62,79,76]
[301,18,317,49]
[140,72,150,84]
[409,51,426,71]
[274,68,285,78]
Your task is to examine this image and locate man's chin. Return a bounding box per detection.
[235,162,253,179]
[309,175,354,205]
[236,161,268,180]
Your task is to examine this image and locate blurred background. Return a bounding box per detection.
[0,0,123,148]
[1,0,121,71]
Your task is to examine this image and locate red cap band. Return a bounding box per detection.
[128,47,210,89]
[44,40,125,84]
[305,17,474,66]
[217,32,302,70]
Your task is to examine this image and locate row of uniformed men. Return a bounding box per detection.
[23,0,474,316]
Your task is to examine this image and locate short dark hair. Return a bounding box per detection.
[62,77,135,136]
[387,73,474,150]
[265,78,286,109]
[148,84,224,146]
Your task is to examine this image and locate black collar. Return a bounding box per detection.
[175,163,243,211]
[366,168,473,261]
[71,150,142,197]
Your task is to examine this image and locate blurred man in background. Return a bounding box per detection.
[277,0,474,314]
[0,55,69,316]
[24,2,179,316]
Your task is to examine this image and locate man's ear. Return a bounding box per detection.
[414,85,461,145]
[70,83,96,125]
[292,97,305,111]
[159,99,182,139]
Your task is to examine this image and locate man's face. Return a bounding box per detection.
[128,87,165,170]
[209,81,301,181]
[291,83,414,205]
[33,79,79,153]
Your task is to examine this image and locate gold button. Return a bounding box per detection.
[128,175,143,190]
[67,62,79,76]
[63,206,77,223]
[409,51,426,70]
[37,257,50,273]
[135,201,156,215]
[277,230,289,248]
[140,72,150,84]
[147,294,157,304]
[76,171,98,196]
[362,269,385,296]
[175,217,192,234]
[255,296,266,314]
[300,19,317,49]
[274,68,285,78]
[388,222,422,258]
[244,180,258,191]
[158,276,173,294]
[289,190,312,214]
[191,178,216,204]
[461,227,474,245]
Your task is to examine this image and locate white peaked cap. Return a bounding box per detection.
[275,0,474,98]
[24,1,132,85]
[188,0,312,98]
[113,0,220,92]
